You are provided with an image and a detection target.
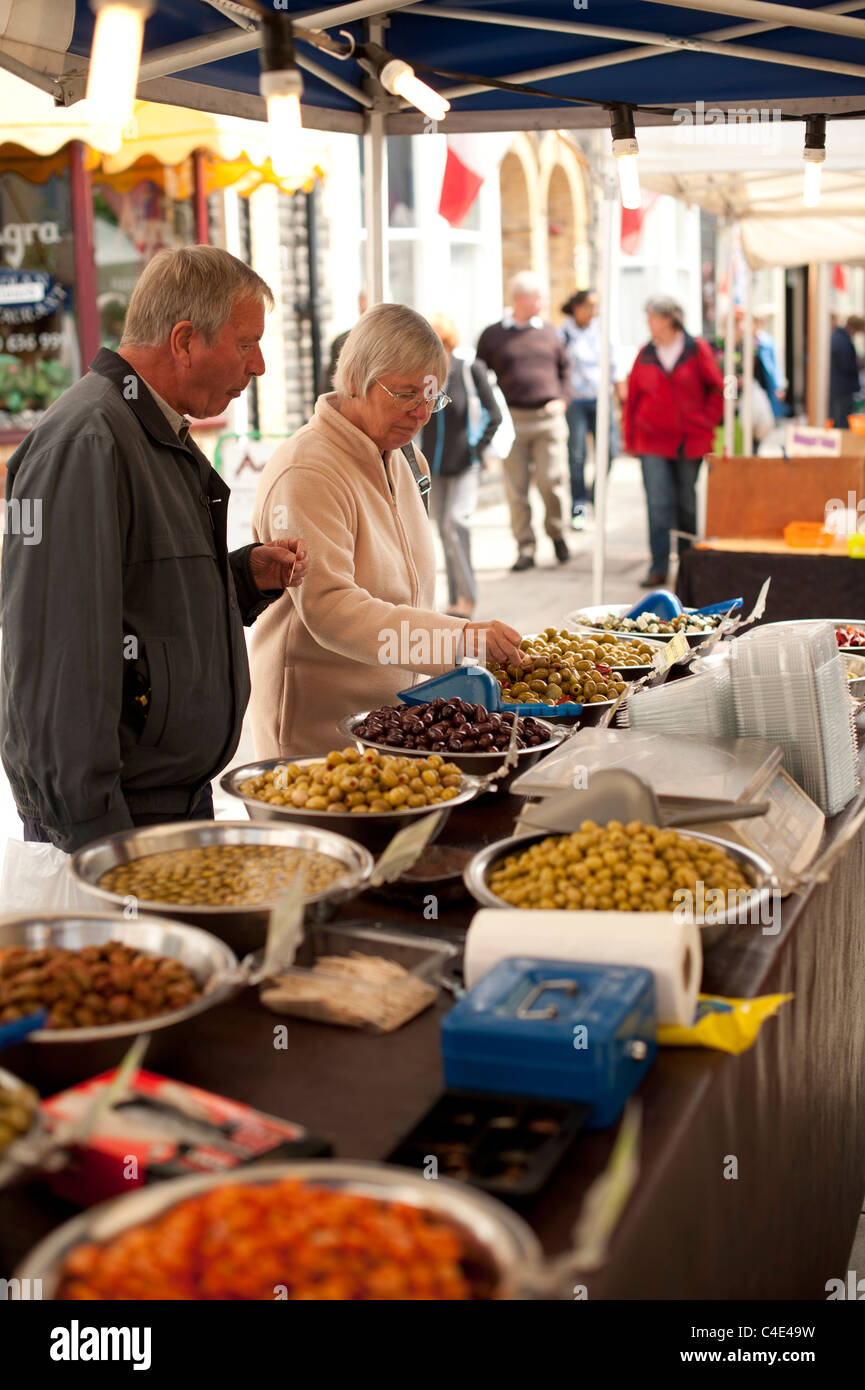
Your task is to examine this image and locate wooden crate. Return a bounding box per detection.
[703,454,865,539]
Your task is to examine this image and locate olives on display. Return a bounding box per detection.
[353,699,549,753]
[487,628,654,706]
[574,611,723,636]
[487,819,751,910]
[0,942,202,1030]
[0,1076,39,1157]
[240,748,464,813]
[101,846,347,907]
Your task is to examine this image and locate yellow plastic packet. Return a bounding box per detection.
[657,993,794,1054]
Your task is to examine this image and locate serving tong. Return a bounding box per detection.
[516,769,769,836]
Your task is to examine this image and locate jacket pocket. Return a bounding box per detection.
[137,638,171,749]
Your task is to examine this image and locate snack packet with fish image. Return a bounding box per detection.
[657,993,793,1054]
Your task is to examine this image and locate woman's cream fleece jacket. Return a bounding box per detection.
[249,394,468,758]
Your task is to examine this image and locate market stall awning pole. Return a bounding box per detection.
[640,0,865,39]
[223,187,250,437]
[363,18,388,304]
[817,261,831,425]
[723,220,737,454]
[742,264,754,455]
[68,140,100,368]
[592,153,615,606]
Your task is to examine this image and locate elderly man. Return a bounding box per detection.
[0,246,308,852]
[476,271,571,571]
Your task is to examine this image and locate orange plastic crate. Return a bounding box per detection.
[783,522,834,549]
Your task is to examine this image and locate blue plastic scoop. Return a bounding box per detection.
[397,666,585,718]
[0,1009,47,1050]
[621,591,743,621]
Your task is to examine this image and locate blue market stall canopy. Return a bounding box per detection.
[2,0,865,132]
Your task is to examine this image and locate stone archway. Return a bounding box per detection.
[547,163,577,321]
[499,149,533,301]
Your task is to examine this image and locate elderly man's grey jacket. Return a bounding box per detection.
[0,349,279,851]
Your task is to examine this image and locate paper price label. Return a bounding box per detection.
[503,710,521,770]
[370,809,445,885]
[261,868,306,978]
[651,630,688,674]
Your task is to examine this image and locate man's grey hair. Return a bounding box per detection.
[120,246,274,349]
[510,270,543,301]
[333,303,448,398]
[646,295,686,331]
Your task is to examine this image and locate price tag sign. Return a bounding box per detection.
[502,709,521,770]
[651,630,689,674]
[260,868,306,979]
[370,809,445,885]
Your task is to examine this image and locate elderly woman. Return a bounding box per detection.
[624,295,723,587]
[249,303,523,757]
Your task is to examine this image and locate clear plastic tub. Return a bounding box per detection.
[259,921,457,1032]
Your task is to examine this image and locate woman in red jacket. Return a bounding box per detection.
[624,296,724,586]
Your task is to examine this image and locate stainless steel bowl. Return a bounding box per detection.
[0,1063,43,1189]
[13,1160,545,1300]
[0,913,239,1090]
[336,710,565,791]
[842,653,865,697]
[464,827,779,940]
[220,758,485,853]
[71,820,374,955]
[567,605,727,649]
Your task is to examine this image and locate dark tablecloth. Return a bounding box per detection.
[3,766,865,1300]
[677,546,865,624]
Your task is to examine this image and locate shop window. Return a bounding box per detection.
[388,137,415,228]
[92,161,195,349]
[0,165,77,432]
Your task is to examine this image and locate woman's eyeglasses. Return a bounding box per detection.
[375,380,451,413]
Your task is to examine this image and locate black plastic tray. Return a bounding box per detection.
[386,1089,589,1200]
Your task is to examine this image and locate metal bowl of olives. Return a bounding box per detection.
[0,913,240,1090]
[71,822,373,955]
[0,1064,42,1188]
[464,826,778,941]
[337,704,565,791]
[568,604,729,649]
[221,756,486,854]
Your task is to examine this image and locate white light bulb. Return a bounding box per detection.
[380,60,450,122]
[86,2,149,129]
[803,158,823,208]
[616,152,642,211]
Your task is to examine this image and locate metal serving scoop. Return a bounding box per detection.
[516,769,768,835]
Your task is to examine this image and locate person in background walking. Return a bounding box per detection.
[476,271,571,571]
[318,289,369,396]
[624,295,724,588]
[560,289,626,531]
[829,314,864,429]
[421,315,502,619]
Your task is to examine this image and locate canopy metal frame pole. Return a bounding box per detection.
[363,19,389,304]
[723,219,738,454]
[742,265,754,455]
[592,150,616,607]
[640,0,865,40]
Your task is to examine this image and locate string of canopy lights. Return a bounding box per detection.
[84,0,830,208]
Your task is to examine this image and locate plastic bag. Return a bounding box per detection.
[657,992,794,1054]
[0,838,94,914]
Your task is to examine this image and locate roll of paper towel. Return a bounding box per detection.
[464,910,701,1026]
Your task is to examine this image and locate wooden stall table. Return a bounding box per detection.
[677,538,865,623]
[3,747,865,1300]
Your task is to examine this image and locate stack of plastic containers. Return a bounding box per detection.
[729,621,858,815]
[625,664,737,738]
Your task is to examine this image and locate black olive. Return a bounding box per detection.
[387,730,405,745]
[441,704,456,721]
[421,711,435,725]
[530,734,542,746]
[448,737,463,751]
[431,740,447,752]
[461,737,478,751]
[478,733,493,749]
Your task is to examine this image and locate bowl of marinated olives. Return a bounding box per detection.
[0,914,240,1089]
[338,700,564,790]
[569,605,728,648]
[464,819,776,934]
[72,823,374,955]
[0,1066,41,1187]
[487,629,657,723]
[221,750,485,853]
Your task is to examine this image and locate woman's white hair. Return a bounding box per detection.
[120,246,274,349]
[333,303,448,398]
[646,295,686,332]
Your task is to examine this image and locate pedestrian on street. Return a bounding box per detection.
[420,314,502,620]
[0,246,309,851]
[829,314,864,429]
[624,295,723,588]
[560,288,625,530]
[476,271,571,571]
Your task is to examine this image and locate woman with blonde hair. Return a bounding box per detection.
[421,314,502,619]
[249,303,522,757]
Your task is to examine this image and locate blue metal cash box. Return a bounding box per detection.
[441,958,656,1129]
